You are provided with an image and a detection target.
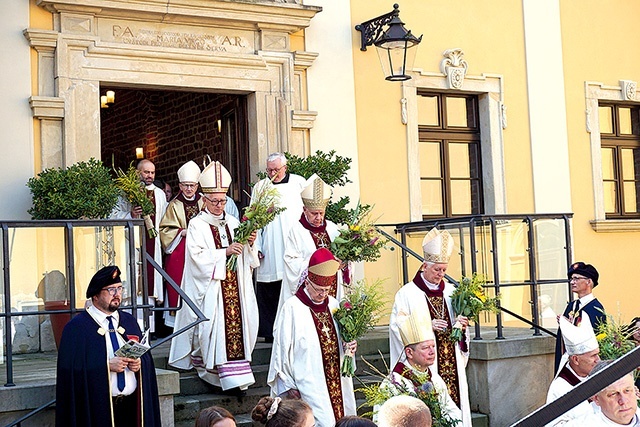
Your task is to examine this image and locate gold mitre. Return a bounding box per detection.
[177,160,201,183]
[199,160,232,194]
[301,173,332,210]
[422,227,454,264]
[397,312,435,347]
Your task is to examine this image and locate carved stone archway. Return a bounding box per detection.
[25,0,321,176]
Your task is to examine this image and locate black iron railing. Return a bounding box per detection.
[1,219,207,426]
[377,213,574,339]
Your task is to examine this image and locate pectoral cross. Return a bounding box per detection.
[321,324,331,339]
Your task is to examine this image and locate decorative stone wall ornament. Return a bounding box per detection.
[500,103,508,129]
[401,97,408,125]
[620,80,637,100]
[441,48,468,90]
[585,106,592,133]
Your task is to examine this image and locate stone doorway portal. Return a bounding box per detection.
[100,87,250,207]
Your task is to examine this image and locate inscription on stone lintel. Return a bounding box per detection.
[99,19,255,54]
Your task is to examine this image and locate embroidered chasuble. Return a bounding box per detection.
[146,189,158,294]
[295,286,344,421]
[298,214,338,298]
[210,223,245,361]
[413,272,462,406]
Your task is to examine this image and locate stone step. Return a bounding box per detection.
[173,386,271,422]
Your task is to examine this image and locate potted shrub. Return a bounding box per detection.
[27,158,121,347]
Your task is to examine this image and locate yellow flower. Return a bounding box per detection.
[596,332,607,341]
[350,225,360,231]
[474,290,486,302]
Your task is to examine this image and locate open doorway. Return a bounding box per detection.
[100,87,251,208]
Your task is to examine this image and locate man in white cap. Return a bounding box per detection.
[168,160,259,395]
[545,312,600,426]
[389,227,472,427]
[268,248,357,427]
[379,312,461,424]
[281,174,342,309]
[251,152,306,343]
[159,160,204,329]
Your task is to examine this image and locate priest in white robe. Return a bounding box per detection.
[268,248,357,427]
[110,159,167,332]
[280,174,343,310]
[168,160,259,393]
[159,160,204,328]
[389,227,472,427]
[545,312,600,426]
[251,152,306,342]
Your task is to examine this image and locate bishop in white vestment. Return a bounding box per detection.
[268,248,357,427]
[169,161,259,391]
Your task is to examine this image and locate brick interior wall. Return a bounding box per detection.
[100,88,240,194]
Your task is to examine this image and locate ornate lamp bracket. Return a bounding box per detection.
[355,4,400,51]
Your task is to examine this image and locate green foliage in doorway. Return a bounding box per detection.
[27,158,121,219]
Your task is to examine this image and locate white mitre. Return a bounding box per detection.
[560,312,598,356]
[301,173,332,209]
[199,160,232,194]
[177,160,201,183]
[422,227,454,263]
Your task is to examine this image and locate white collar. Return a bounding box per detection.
[87,303,119,326]
[577,293,595,305]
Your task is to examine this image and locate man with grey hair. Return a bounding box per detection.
[389,227,471,427]
[564,361,640,426]
[250,152,306,343]
[544,312,600,426]
[377,395,432,427]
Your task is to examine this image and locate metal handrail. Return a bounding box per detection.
[1,219,209,426]
[377,213,573,339]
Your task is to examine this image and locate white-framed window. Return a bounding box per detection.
[403,68,507,221]
[585,80,640,232]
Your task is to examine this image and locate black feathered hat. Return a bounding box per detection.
[86,266,122,298]
[567,262,599,287]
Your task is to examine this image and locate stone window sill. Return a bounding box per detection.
[590,219,640,232]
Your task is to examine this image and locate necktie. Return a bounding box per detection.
[107,316,125,392]
[572,300,581,325]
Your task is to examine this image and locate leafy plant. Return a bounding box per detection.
[27,158,120,219]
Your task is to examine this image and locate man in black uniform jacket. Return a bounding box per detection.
[55,266,161,427]
[554,261,606,374]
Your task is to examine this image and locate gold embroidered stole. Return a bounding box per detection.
[296,286,345,421]
[210,223,245,361]
[425,294,461,406]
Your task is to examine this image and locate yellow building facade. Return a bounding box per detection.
[2,0,639,328]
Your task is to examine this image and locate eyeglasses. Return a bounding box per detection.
[204,197,227,206]
[102,286,123,295]
[305,279,331,295]
[569,276,589,282]
[266,166,283,174]
[180,183,198,189]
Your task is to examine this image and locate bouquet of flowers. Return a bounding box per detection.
[358,359,460,427]
[332,279,387,376]
[113,165,157,239]
[449,273,500,342]
[330,202,386,264]
[226,183,285,271]
[595,311,636,360]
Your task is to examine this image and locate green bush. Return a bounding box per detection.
[27,158,121,219]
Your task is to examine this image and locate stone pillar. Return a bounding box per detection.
[467,334,555,427]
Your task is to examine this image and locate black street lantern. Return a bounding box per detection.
[355,4,422,81]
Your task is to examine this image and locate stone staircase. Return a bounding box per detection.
[0,326,492,426]
[153,327,489,427]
